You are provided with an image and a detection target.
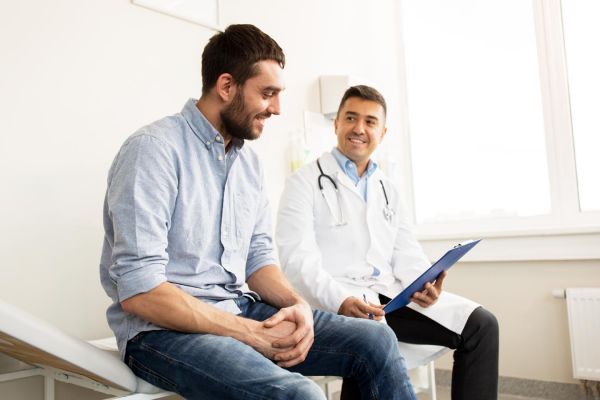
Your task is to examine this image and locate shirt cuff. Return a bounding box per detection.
[116,263,167,302]
[246,255,278,278]
[326,286,354,314]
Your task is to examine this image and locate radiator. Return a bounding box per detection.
[566,288,600,381]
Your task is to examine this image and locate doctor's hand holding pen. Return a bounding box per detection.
[337,296,385,321]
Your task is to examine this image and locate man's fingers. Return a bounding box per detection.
[356,301,385,317]
[263,311,285,328]
[412,291,433,306]
[434,271,447,290]
[272,323,309,348]
[272,332,301,349]
[411,295,430,307]
[413,299,429,308]
[275,334,313,367]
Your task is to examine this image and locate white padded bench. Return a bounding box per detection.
[0,299,173,399]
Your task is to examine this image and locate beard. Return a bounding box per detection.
[221,89,269,141]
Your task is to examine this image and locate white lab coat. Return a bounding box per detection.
[276,151,479,335]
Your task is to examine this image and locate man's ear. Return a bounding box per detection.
[215,73,235,102]
[379,126,388,142]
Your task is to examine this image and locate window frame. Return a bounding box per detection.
[396,0,600,261]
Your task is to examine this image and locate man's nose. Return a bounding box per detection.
[267,95,280,115]
[352,119,366,134]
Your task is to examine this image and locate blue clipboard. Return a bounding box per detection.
[383,239,482,314]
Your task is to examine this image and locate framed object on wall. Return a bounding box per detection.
[131,0,222,31]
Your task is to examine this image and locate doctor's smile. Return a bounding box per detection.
[347,136,367,144]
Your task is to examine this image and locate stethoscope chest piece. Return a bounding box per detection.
[383,204,395,222]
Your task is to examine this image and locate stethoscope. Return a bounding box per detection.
[316,158,395,226]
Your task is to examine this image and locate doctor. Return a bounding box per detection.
[276,85,499,400]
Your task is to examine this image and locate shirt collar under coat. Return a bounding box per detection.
[319,151,382,196]
[331,147,378,185]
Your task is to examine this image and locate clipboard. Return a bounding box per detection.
[383,239,482,314]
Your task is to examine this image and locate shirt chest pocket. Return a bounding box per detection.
[224,189,259,249]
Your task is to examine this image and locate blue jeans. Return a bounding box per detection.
[125,297,416,400]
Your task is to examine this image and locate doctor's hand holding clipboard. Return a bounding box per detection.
[383,239,482,314]
[409,270,448,308]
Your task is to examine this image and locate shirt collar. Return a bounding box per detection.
[181,98,244,151]
[331,147,378,182]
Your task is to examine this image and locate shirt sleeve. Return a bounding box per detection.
[245,168,278,278]
[105,134,178,302]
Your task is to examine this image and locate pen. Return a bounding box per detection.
[363,294,374,320]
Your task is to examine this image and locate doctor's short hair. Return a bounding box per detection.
[337,85,387,118]
[201,24,285,94]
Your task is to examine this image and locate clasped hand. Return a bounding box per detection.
[254,302,314,368]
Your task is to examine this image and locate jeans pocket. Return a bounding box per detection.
[127,355,179,392]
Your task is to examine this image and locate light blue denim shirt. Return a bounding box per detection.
[331,147,378,201]
[99,99,277,358]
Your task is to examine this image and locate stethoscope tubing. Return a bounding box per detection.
[316,158,393,226]
[316,158,390,207]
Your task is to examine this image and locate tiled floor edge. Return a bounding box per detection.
[434,369,593,400]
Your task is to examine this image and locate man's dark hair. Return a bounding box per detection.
[201,24,285,94]
[337,85,387,117]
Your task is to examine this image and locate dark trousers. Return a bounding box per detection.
[341,296,499,400]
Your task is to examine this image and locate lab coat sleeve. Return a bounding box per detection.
[390,193,431,289]
[276,169,352,313]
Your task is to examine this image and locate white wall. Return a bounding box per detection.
[0,0,209,340]
[0,1,597,398]
[433,259,600,384]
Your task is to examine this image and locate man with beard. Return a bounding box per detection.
[100,25,416,400]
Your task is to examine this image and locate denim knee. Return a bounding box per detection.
[358,321,405,369]
[284,377,326,400]
[367,322,400,352]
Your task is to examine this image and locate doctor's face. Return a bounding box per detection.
[334,97,387,168]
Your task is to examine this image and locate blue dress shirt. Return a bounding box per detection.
[99,99,277,357]
[331,147,378,201]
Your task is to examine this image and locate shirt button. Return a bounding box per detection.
[217,154,223,161]
[215,136,222,142]
[206,140,211,145]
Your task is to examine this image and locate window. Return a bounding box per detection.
[562,0,600,212]
[397,0,600,260]
[401,0,550,226]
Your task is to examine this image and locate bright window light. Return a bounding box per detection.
[401,0,551,224]
[562,0,600,212]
